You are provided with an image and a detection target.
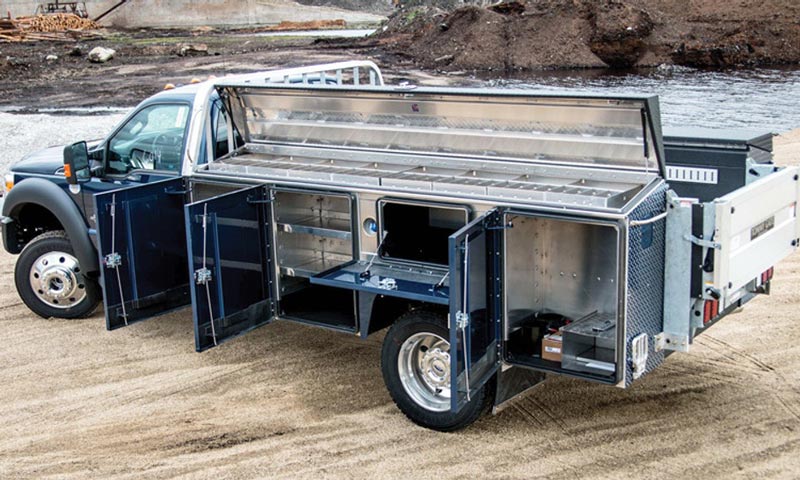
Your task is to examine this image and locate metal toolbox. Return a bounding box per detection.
[561,312,617,376]
[663,127,774,201]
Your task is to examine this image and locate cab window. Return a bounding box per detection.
[213,106,230,159]
[211,101,243,161]
[107,103,189,174]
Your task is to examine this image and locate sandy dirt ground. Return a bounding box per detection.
[1,122,800,478]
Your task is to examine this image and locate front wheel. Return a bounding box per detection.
[15,231,101,319]
[381,310,493,431]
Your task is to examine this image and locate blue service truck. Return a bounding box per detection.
[2,61,798,431]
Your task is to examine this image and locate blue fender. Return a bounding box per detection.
[2,178,99,273]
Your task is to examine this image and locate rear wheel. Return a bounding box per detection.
[381,310,493,431]
[15,231,100,319]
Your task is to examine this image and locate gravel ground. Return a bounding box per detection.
[0,112,799,479]
[0,111,127,172]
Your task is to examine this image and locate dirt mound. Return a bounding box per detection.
[375,0,800,71]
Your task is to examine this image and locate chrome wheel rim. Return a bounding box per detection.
[29,251,86,309]
[398,332,451,412]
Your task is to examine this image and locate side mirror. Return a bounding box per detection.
[63,141,91,185]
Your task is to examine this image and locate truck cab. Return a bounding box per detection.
[1,85,209,318]
[1,61,383,319]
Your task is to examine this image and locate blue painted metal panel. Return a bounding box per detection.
[185,185,275,352]
[310,261,450,305]
[94,177,191,330]
[449,210,501,412]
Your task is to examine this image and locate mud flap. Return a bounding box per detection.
[94,178,191,330]
[492,365,546,413]
[185,185,276,352]
[449,210,502,412]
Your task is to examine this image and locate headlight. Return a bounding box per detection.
[4,173,13,193]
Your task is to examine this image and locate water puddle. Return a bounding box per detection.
[480,67,800,132]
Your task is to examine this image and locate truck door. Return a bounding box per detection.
[712,167,800,308]
[448,210,502,412]
[185,185,276,352]
[94,177,191,330]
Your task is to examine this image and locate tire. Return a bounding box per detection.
[381,310,494,431]
[14,231,101,319]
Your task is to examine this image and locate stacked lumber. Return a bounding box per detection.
[263,19,347,32]
[0,14,99,42]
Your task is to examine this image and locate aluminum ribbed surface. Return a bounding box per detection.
[624,183,668,386]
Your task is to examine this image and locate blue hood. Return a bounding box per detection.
[11,145,65,176]
[12,140,104,176]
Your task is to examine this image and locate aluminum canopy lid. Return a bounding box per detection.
[216,84,666,176]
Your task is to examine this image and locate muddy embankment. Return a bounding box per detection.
[371,0,800,72]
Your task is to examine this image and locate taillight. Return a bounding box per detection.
[703,299,719,324]
[760,267,774,284]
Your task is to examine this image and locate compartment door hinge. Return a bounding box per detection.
[483,209,512,230]
[246,188,274,205]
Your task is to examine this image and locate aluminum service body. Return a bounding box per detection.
[18,61,797,427]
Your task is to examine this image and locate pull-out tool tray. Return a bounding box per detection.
[310,260,450,305]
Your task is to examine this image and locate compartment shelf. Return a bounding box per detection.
[278,252,352,278]
[276,214,352,240]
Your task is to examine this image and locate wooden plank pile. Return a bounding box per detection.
[0,13,100,42]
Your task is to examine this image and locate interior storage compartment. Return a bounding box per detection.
[380,200,469,265]
[279,283,357,330]
[273,189,357,330]
[504,213,620,381]
[274,190,354,278]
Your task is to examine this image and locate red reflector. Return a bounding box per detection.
[703,299,720,324]
[761,267,775,284]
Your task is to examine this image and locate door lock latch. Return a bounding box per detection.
[104,252,121,268]
[456,311,470,330]
[194,268,212,285]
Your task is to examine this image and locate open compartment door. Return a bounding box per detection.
[713,167,800,308]
[449,210,502,412]
[94,177,191,330]
[185,184,276,351]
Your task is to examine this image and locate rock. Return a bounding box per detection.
[45,54,58,61]
[589,2,653,68]
[191,25,215,35]
[487,1,526,16]
[88,46,115,63]
[178,43,209,57]
[68,46,83,57]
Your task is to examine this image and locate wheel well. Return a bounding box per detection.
[7,203,65,252]
[366,296,448,336]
